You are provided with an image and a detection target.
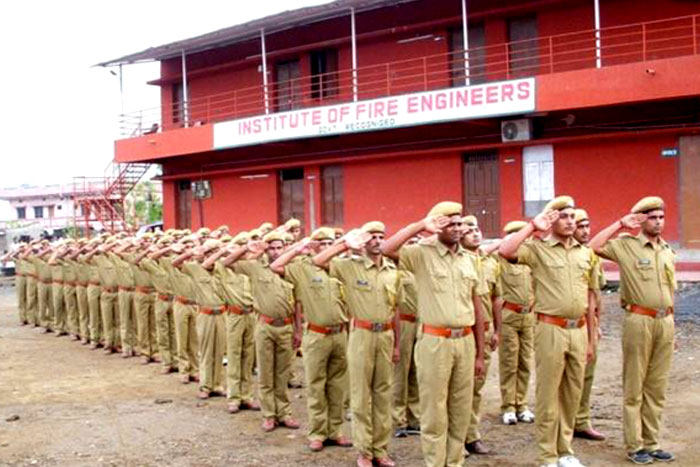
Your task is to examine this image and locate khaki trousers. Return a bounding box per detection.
[118,290,136,354]
[393,320,420,429]
[155,297,177,369]
[196,310,226,393]
[173,301,199,376]
[416,333,475,467]
[467,325,493,444]
[52,283,65,333]
[622,312,674,453]
[76,285,89,340]
[63,285,78,336]
[499,311,535,414]
[100,291,120,349]
[225,312,256,404]
[575,345,598,431]
[256,321,294,420]
[348,327,394,459]
[302,327,348,442]
[26,277,38,326]
[133,291,156,358]
[16,275,27,323]
[38,282,53,329]
[87,284,102,344]
[534,322,587,465]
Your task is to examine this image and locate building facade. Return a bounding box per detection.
[102,0,700,246]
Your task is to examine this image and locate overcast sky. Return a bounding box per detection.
[0,0,332,191]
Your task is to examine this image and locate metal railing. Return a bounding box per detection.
[119,14,700,137]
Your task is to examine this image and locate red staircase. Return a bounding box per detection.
[72,162,151,235]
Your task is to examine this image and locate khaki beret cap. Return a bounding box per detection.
[156,236,174,246]
[141,232,154,240]
[232,232,249,245]
[462,215,478,226]
[362,221,386,234]
[283,233,295,243]
[248,229,262,239]
[202,239,221,251]
[165,229,176,235]
[334,227,345,236]
[214,225,229,232]
[219,234,233,242]
[197,227,211,236]
[503,220,528,234]
[631,196,664,214]
[284,218,301,230]
[574,209,589,223]
[311,227,335,241]
[263,231,285,244]
[428,201,463,218]
[258,222,274,232]
[544,195,575,212]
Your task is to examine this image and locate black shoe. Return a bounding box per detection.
[405,425,420,436]
[648,450,674,462]
[627,450,654,465]
[394,428,408,438]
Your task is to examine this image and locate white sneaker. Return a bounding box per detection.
[502,411,517,425]
[558,455,586,467]
[518,409,535,423]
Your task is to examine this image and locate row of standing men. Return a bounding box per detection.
[4,195,676,467]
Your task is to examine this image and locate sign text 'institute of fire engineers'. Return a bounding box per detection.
[213,77,535,149]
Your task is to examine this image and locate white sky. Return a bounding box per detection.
[0,0,333,190]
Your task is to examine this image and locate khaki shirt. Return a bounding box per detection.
[214,261,256,310]
[396,270,417,316]
[182,261,225,308]
[50,261,64,283]
[140,257,173,295]
[330,254,397,323]
[125,253,153,288]
[498,257,534,308]
[165,259,198,302]
[599,232,675,310]
[32,257,53,283]
[94,254,118,287]
[108,253,134,288]
[74,258,90,285]
[516,236,598,319]
[286,255,346,326]
[63,259,78,285]
[400,237,485,328]
[235,256,294,319]
[23,258,37,277]
[474,252,502,323]
[80,255,101,285]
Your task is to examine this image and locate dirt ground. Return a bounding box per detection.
[1,284,699,467]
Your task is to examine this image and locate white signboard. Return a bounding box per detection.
[213,78,535,150]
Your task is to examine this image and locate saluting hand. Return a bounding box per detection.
[423,215,450,234]
[532,209,558,231]
[620,213,647,230]
[247,240,267,254]
[343,229,371,250]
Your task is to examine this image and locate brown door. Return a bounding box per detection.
[279,169,305,233]
[176,180,192,230]
[275,59,302,112]
[679,136,700,247]
[464,154,500,238]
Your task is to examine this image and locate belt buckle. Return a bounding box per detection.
[329,325,342,334]
[371,322,384,332]
[272,318,285,326]
[565,319,578,329]
[656,309,667,319]
[522,307,530,314]
[449,328,464,338]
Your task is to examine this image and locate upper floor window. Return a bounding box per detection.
[16,207,26,219]
[449,23,486,86]
[310,49,339,100]
[172,81,184,125]
[34,206,44,219]
[321,165,343,227]
[522,145,554,217]
[275,59,302,112]
[508,15,539,77]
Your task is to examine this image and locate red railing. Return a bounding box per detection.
[119,14,700,137]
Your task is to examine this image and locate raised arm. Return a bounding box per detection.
[499,210,557,260]
[589,213,646,259]
[270,240,316,276]
[218,243,254,267]
[381,216,448,261]
[479,239,502,256]
[171,249,194,268]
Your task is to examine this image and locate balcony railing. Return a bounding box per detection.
[119,13,700,138]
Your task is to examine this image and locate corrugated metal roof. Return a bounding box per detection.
[96,0,417,67]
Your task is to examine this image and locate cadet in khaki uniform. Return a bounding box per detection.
[235,231,299,432]
[591,196,676,465]
[73,241,91,345]
[61,243,80,340]
[32,244,55,332]
[315,222,399,467]
[498,221,536,426]
[111,243,137,357]
[180,240,227,399]
[461,216,503,456]
[141,237,178,373]
[571,209,607,442]
[13,251,28,325]
[204,232,260,413]
[392,237,421,439]
[21,247,40,327]
[90,242,121,353]
[49,246,67,336]
[168,242,200,383]
[271,227,352,452]
[382,202,487,467]
[83,241,104,349]
[284,218,305,390]
[128,238,157,364]
[500,196,598,467]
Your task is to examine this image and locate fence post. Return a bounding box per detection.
[386,64,391,95]
[505,43,510,79]
[423,57,428,91]
[642,23,647,61]
[549,36,554,73]
[694,15,698,55]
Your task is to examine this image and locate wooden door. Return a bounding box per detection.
[279,169,305,232]
[275,59,302,112]
[464,154,500,238]
[176,180,192,230]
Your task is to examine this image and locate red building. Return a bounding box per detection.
[100,0,700,246]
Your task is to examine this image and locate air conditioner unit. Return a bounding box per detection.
[501,119,533,142]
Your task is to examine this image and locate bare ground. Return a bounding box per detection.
[1,285,699,467]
